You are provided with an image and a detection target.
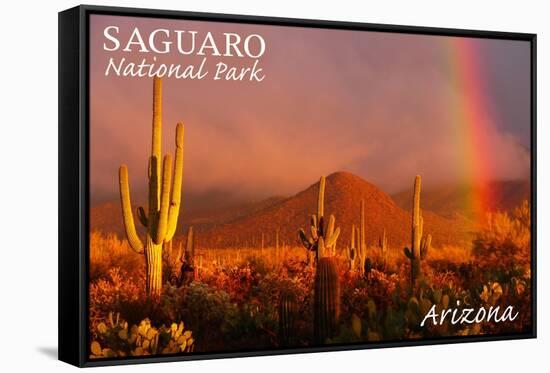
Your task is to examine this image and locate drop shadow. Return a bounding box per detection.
[37,346,58,360]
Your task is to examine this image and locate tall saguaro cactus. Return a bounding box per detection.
[346,224,357,271]
[356,200,368,275]
[379,229,389,270]
[298,176,341,263]
[119,77,185,301]
[403,175,432,288]
[178,226,195,286]
[314,257,340,344]
[278,293,297,346]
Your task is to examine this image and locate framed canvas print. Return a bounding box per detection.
[58,5,537,367]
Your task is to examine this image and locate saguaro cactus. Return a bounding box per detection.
[278,293,297,346]
[356,200,369,274]
[119,77,185,301]
[314,257,340,344]
[179,226,195,286]
[299,176,341,263]
[379,229,389,270]
[346,224,357,271]
[403,176,432,287]
[183,226,195,265]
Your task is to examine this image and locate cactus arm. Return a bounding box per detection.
[137,206,148,227]
[318,176,325,218]
[325,227,340,248]
[311,215,317,229]
[148,155,160,235]
[118,165,144,254]
[148,77,163,235]
[151,76,163,207]
[310,225,318,240]
[299,229,312,249]
[325,214,335,238]
[152,154,173,245]
[166,123,184,241]
[420,234,432,259]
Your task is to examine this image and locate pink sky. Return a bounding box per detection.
[89,14,531,204]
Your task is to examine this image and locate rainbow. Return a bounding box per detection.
[443,37,497,222]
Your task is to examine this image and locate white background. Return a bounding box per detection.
[0,0,547,371]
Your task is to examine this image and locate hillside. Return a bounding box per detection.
[197,172,471,249]
[90,195,285,237]
[391,179,530,219]
[91,171,472,250]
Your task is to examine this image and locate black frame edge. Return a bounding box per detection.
[57,4,537,367]
[77,3,535,40]
[530,34,537,338]
[58,5,85,367]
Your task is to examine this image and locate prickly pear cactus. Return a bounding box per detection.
[90,313,194,358]
[314,257,341,344]
[299,176,341,263]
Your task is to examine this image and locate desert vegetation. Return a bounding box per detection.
[89,77,531,358]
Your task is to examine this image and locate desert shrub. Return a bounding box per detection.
[88,214,532,352]
[427,244,472,276]
[89,231,144,282]
[180,282,239,350]
[472,201,531,281]
[89,267,147,338]
[174,258,316,350]
[90,313,194,358]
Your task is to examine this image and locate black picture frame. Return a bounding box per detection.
[58,4,537,367]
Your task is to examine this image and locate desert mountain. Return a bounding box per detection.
[90,194,285,237]
[196,172,471,249]
[391,179,530,219]
[91,171,473,250]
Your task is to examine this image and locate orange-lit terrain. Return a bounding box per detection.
[78,9,536,360]
[89,166,531,357]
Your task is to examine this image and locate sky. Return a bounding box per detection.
[89,14,531,204]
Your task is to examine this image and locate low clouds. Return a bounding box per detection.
[89,16,531,202]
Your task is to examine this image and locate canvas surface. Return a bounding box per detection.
[87,13,533,360]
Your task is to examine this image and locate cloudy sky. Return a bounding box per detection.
[89,15,531,203]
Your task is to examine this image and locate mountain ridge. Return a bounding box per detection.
[190,171,470,248]
[391,179,530,219]
[90,171,477,249]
